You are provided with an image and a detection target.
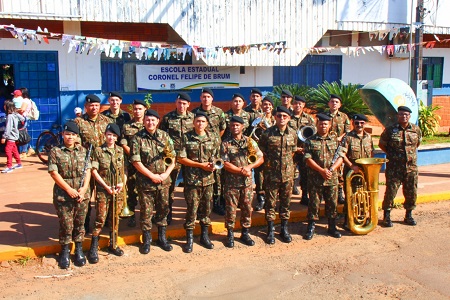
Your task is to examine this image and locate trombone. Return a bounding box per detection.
[119,159,133,218]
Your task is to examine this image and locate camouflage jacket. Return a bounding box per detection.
[191,105,226,138]
[102,109,131,131]
[344,130,374,164]
[48,144,91,200]
[223,109,251,140]
[304,133,346,186]
[159,110,195,153]
[220,136,262,187]
[244,104,263,125]
[379,122,422,172]
[130,128,175,191]
[91,143,125,191]
[179,130,221,187]
[120,119,144,148]
[326,109,351,137]
[288,111,315,131]
[75,113,111,148]
[258,125,297,184]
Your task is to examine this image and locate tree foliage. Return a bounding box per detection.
[266,84,313,108]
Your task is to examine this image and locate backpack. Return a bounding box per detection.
[28,99,40,121]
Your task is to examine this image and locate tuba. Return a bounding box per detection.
[345,158,387,235]
[297,125,316,142]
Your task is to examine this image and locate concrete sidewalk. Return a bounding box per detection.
[1,154,450,261]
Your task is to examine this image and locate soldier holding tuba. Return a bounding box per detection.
[220,116,264,248]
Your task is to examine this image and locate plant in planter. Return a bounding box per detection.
[418,100,441,137]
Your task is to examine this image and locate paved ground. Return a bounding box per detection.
[1,154,450,261]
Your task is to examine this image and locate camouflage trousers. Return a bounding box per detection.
[139,187,170,231]
[298,160,308,192]
[253,165,264,195]
[168,167,182,205]
[307,184,338,220]
[53,197,89,245]
[126,171,138,212]
[224,185,253,229]
[184,184,213,230]
[213,168,222,197]
[383,169,418,211]
[264,180,293,222]
[92,189,124,236]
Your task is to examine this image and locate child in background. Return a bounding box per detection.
[1,101,25,173]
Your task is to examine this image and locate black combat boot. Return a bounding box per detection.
[74,242,86,267]
[127,214,136,228]
[254,194,265,212]
[108,232,124,256]
[327,218,342,238]
[338,186,345,204]
[167,202,173,225]
[183,229,194,253]
[304,220,315,240]
[404,210,417,226]
[383,210,393,227]
[292,184,300,195]
[157,226,173,252]
[200,225,214,249]
[88,235,99,264]
[266,221,275,244]
[300,192,309,206]
[240,227,255,246]
[212,195,225,216]
[140,230,151,254]
[342,215,350,231]
[280,219,292,243]
[225,228,234,248]
[58,244,71,269]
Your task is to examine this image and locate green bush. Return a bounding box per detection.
[418,100,441,137]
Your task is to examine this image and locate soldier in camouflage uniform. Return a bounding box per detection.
[223,93,251,141]
[280,89,294,111]
[191,88,227,216]
[342,114,374,230]
[303,113,346,240]
[221,116,264,248]
[288,95,315,203]
[120,99,147,227]
[130,109,176,254]
[101,91,131,131]
[379,106,422,227]
[88,124,126,264]
[244,88,263,130]
[75,94,112,233]
[325,93,351,204]
[159,92,194,225]
[48,121,91,269]
[178,111,221,253]
[258,106,298,244]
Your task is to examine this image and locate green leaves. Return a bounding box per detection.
[419,100,442,137]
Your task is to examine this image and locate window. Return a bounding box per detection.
[422,57,443,88]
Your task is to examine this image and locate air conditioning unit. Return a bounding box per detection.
[387,50,410,60]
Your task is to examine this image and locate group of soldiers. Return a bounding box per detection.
[48,88,422,269]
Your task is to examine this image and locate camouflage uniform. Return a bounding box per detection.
[179,130,221,230]
[120,120,145,213]
[344,130,374,168]
[130,128,175,230]
[244,105,263,133]
[75,113,111,148]
[220,136,262,229]
[159,110,194,206]
[48,144,91,245]
[102,109,131,131]
[258,126,297,221]
[222,109,251,141]
[379,122,422,210]
[91,144,125,236]
[304,133,346,220]
[326,110,351,137]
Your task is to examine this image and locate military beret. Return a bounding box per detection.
[316,113,331,121]
[85,94,101,103]
[276,106,292,117]
[232,93,245,100]
[177,92,191,102]
[250,88,262,96]
[194,111,209,122]
[201,87,214,97]
[230,115,244,124]
[109,91,122,99]
[329,93,342,102]
[262,97,274,106]
[105,123,120,136]
[294,95,307,103]
[352,114,368,122]
[397,106,412,113]
[133,99,147,107]
[63,121,79,135]
[281,89,293,98]
[145,109,160,119]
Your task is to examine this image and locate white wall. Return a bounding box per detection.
[239,67,273,87]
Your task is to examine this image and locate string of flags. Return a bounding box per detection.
[1,24,449,60]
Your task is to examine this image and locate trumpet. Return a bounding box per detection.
[297,125,316,142]
[212,158,224,170]
[247,137,258,164]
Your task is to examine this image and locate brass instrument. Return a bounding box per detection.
[212,158,224,170]
[297,125,316,142]
[119,158,134,218]
[247,137,258,164]
[109,162,120,250]
[163,139,175,167]
[345,158,387,235]
[249,116,271,141]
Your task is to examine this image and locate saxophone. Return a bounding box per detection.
[247,137,258,164]
[163,139,175,167]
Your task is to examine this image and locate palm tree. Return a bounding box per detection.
[266,84,313,108]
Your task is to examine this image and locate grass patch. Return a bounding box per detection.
[15,256,32,267]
